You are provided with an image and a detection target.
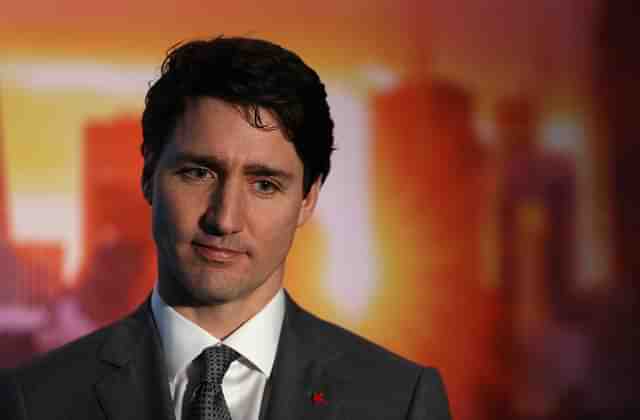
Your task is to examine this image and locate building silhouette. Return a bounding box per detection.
[372,79,496,420]
[494,97,578,321]
[13,242,64,305]
[78,116,155,325]
[589,2,640,418]
[493,96,584,419]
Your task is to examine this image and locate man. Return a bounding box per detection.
[0,36,451,420]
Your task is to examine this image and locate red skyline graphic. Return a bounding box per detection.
[372,79,498,420]
[77,116,156,325]
[13,242,65,305]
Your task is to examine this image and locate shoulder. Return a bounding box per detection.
[13,316,131,380]
[0,323,116,420]
[286,298,451,418]
[309,309,420,366]
[287,296,439,382]
[0,367,25,419]
[7,309,148,404]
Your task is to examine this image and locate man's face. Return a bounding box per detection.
[150,97,319,307]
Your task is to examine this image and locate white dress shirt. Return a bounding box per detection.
[151,288,285,420]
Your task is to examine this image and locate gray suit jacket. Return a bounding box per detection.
[0,292,451,419]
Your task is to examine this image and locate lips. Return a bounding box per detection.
[192,242,246,262]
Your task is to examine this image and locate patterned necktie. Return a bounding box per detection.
[188,345,240,420]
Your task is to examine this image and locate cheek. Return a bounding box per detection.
[251,204,302,252]
[152,187,200,245]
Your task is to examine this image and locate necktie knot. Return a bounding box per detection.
[202,345,240,385]
[189,345,239,420]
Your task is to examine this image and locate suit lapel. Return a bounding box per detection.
[92,293,346,420]
[263,293,344,420]
[94,301,174,420]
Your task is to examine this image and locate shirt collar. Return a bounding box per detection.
[151,287,285,382]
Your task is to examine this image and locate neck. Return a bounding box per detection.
[176,288,280,339]
[158,276,282,339]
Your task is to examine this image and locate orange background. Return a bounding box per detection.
[0,2,616,419]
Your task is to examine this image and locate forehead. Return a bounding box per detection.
[164,97,303,172]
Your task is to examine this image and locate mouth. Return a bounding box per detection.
[192,242,246,263]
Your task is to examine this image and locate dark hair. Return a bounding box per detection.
[141,36,335,199]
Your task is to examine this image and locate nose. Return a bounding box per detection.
[200,180,245,236]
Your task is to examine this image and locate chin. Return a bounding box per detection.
[185,271,259,305]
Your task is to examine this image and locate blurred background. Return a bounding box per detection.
[1,1,638,419]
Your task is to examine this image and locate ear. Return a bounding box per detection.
[297,179,321,227]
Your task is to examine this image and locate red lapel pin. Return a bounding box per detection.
[311,391,328,406]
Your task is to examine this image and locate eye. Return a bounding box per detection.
[253,179,279,195]
[178,167,214,181]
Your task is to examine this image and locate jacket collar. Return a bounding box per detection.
[94,291,346,420]
[95,300,175,420]
[262,291,346,420]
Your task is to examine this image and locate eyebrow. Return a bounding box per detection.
[172,152,224,171]
[243,163,294,181]
[172,152,294,181]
